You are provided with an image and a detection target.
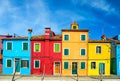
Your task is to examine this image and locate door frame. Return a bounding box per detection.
[14,58,21,74]
[54,61,61,75]
[72,62,78,75]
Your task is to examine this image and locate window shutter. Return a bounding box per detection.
[23,43,28,51]
[64,62,68,69]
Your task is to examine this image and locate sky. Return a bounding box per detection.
[0,0,120,39]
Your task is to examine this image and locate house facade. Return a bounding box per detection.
[2,29,32,75]
[110,35,120,75]
[88,40,111,76]
[62,22,89,76]
[31,28,62,75]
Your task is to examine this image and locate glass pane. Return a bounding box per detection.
[91,62,96,69]
[64,49,69,55]
[81,62,85,69]
[21,60,29,68]
[81,35,85,41]
[35,61,40,68]
[64,62,68,69]
[81,49,85,55]
[7,42,12,50]
[7,60,11,67]
[64,35,69,40]
[35,44,40,52]
[23,43,28,51]
[55,44,60,52]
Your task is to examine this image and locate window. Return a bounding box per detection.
[73,26,76,29]
[64,34,69,41]
[64,62,68,69]
[7,59,12,67]
[96,46,101,53]
[34,43,40,52]
[21,60,29,68]
[54,43,60,52]
[80,49,86,56]
[34,60,40,68]
[80,62,86,69]
[91,62,96,69]
[64,48,69,55]
[81,35,86,41]
[7,42,12,50]
[23,42,28,51]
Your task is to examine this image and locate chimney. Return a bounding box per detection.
[28,28,32,40]
[101,35,106,40]
[45,27,51,39]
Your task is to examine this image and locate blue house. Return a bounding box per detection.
[2,29,32,75]
[110,35,120,75]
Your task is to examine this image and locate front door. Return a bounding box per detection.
[15,58,20,73]
[54,62,60,74]
[72,62,77,74]
[99,63,105,75]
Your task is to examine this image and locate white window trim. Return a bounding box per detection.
[80,34,86,41]
[6,58,12,68]
[34,60,40,69]
[80,62,86,70]
[34,43,41,52]
[64,61,69,69]
[96,45,102,54]
[22,42,28,51]
[80,48,86,56]
[6,41,13,51]
[63,48,70,56]
[21,59,29,68]
[63,34,70,41]
[54,43,61,53]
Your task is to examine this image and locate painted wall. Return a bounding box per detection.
[62,31,88,76]
[116,45,120,75]
[88,43,111,76]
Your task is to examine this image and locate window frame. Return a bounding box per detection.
[22,42,28,51]
[63,48,70,56]
[34,43,41,52]
[34,60,40,69]
[64,34,70,41]
[54,43,61,53]
[91,62,96,69]
[6,59,12,68]
[96,46,102,54]
[64,62,69,69]
[80,34,86,41]
[80,48,86,56]
[21,60,29,68]
[6,42,12,51]
[80,62,86,69]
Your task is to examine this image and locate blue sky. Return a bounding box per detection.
[0,0,120,39]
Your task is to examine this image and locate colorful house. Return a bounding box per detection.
[109,35,120,75]
[0,35,12,72]
[62,22,89,76]
[31,28,62,75]
[2,29,32,75]
[88,39,111,76]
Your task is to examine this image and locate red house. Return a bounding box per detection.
[31,28,62,75]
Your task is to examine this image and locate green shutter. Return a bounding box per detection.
[81,49,85,55]
[81,62,85,69]
[7,42,12,50]
[23,43,28,51]
[35,44,40,52]
[55,44,60,52]
[64,49,69,55]
[81,35,85,41]
[7,60,11,67]
[35,60,40,68]
[64,35,69,40]
[64,62,68,69]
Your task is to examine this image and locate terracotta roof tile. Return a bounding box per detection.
[2,36,28,40]
[88,40,111,43]
[108,38,120,44]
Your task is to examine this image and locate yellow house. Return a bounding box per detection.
[62,22,89,76]
[88,40,111,76]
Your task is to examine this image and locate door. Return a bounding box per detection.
[54,62,60,74]
[72,62,77,74]
[15,58,20,73]
[99,63,105,75]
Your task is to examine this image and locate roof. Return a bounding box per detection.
[62,29,89,32]
[108,38,120,44]
[2,36,28,40]
[88,40,111,43]
[31,34,62,41]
